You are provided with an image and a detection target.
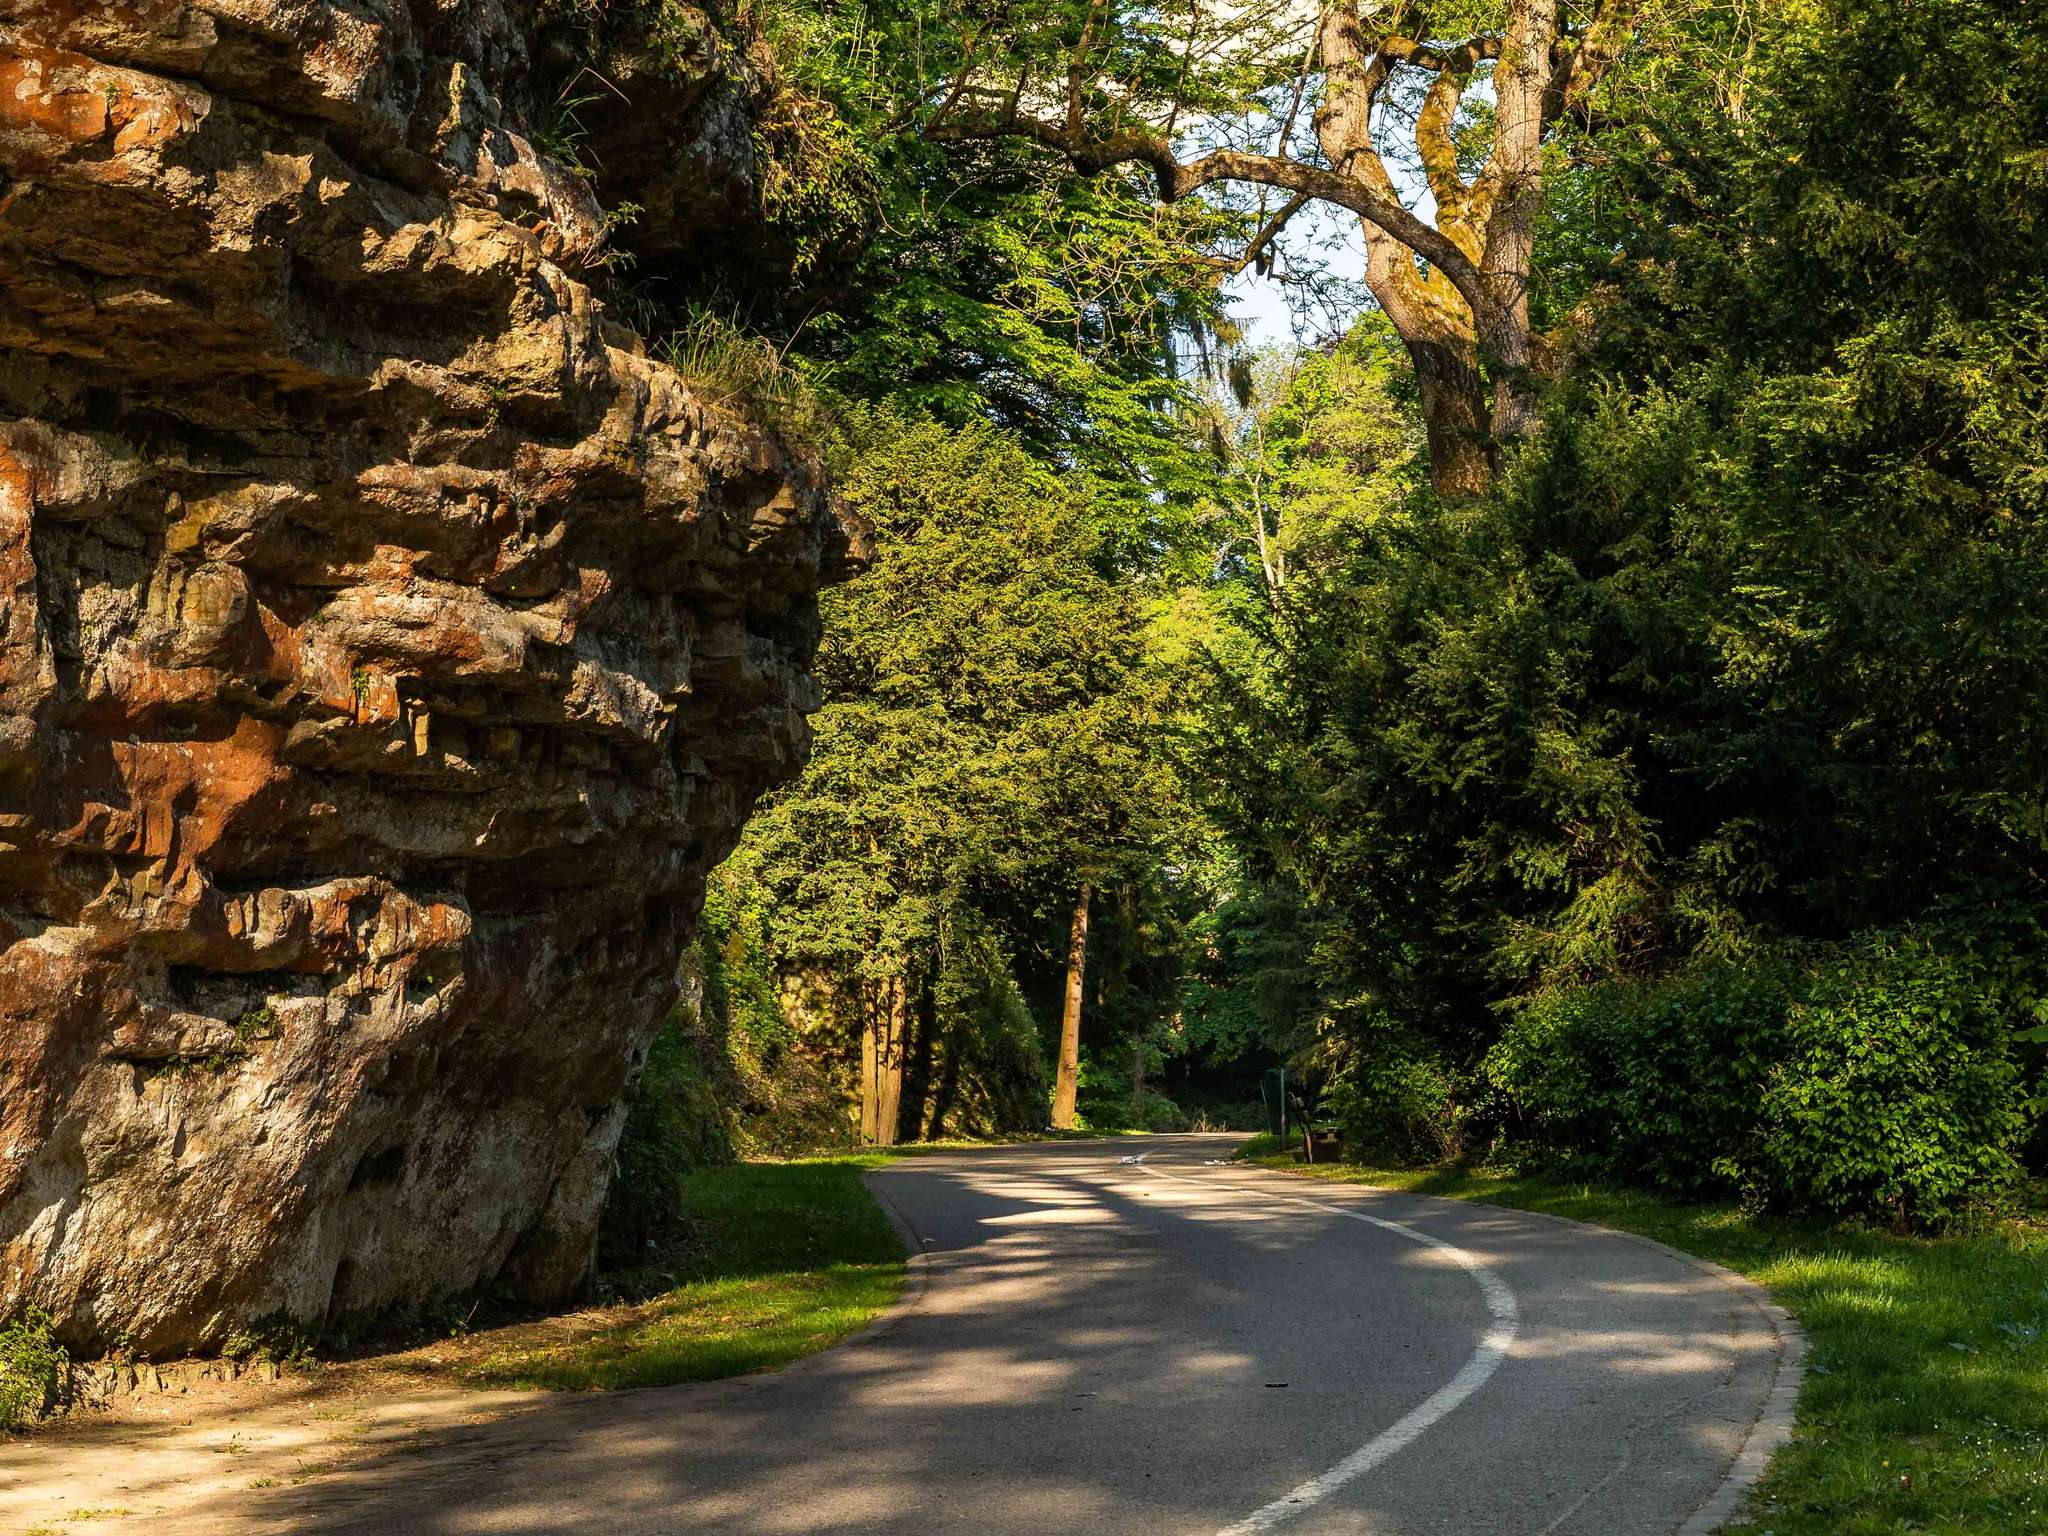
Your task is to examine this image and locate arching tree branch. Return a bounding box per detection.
[925,100,1490,303]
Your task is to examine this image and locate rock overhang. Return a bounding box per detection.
[0,0,851,1354]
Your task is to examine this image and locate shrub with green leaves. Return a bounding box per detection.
[1329,1035,1469,1165]
[1485,962,1792,1196]
[1484,931,2031,1227]
[1753,935,2026,1228]
[0,1307,66,1430]
[928,928,1047,1140]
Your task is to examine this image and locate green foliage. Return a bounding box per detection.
[734,410,1193,1139]
[1072,1050,1182,1133]
[748,72,878,277]
[1171,874,1321,1064]
[1756,938,2027,1228]
[0,1307,65,1430]
[1485,933,2031,1227]
[924,916,1047,1138]
[1328,1031,1467,1166]
[1486,961,1796,1196]
[693,866,852,1156]
[1192,0,2048,1221]
[600,1009,736,1287]
[802,160,1229,552]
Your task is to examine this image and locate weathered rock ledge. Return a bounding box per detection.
[0,0,854,1354]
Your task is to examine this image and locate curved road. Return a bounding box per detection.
[76,1134,1799,1533]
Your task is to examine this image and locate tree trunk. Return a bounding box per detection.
[883,976,908,1142]
[1476,0,1556,446]
[1405,332,1496,499]
[1050,885,1091,1130]
[928,1023,962,1142]
[1355,201,1502,502]
[859,976,908,1146]
[899,974,938,1142]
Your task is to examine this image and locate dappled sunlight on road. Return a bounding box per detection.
[7,1134,1791,1536]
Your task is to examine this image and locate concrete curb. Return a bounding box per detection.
[837,1172,935,1344]
[1239,1161,1806,1535]
[862,1169,937,1329]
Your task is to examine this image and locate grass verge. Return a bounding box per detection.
[323,1138,1097,1398]
[455,1160,905,1392]
[1233,1137,2048,1535]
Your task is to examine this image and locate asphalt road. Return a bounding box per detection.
[168,1133,1798,1534]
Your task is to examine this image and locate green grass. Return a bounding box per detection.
[1234,1139,2048,1534]
[462,1160,905,1391]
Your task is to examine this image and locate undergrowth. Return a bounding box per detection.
[0,1308,67,1431]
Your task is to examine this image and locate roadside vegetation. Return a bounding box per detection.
[1237,1139,2048,1536]
[0,1308,66,1430]
[464,1161,905,1392]
[310,1160,906,1397]
[502,0,2048,1260]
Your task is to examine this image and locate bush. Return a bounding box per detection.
[1753,936,2025,1227]
[0,1307,66,1430]
[925,920,1046,1139]
[1073,1050,1139,1132]
[1126,1089,1190,1133]
[701,883,855,1157]
[599,1005,735,1284]
[1072,1053,1193,1134]
[1484,928,2032,1226]
[1329,1040,1468,1164]
[1486,961,1792,1195]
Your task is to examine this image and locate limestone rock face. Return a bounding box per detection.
[0,0,853,1353]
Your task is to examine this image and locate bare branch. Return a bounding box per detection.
[1205,191,1312,276]
[1171,147,1483,296]
[1381,34,1503,71]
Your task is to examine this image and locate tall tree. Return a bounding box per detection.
[1050,885,1092,1128]
[921,0,1643,495]
[743,413,1182,1139]
[1199,0,2048,1059]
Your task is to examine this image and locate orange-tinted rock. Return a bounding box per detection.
[0,0,853,1353]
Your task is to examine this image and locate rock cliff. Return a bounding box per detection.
[0,0,854,1353]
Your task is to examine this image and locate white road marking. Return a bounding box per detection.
[1140,1163,1521,1536]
